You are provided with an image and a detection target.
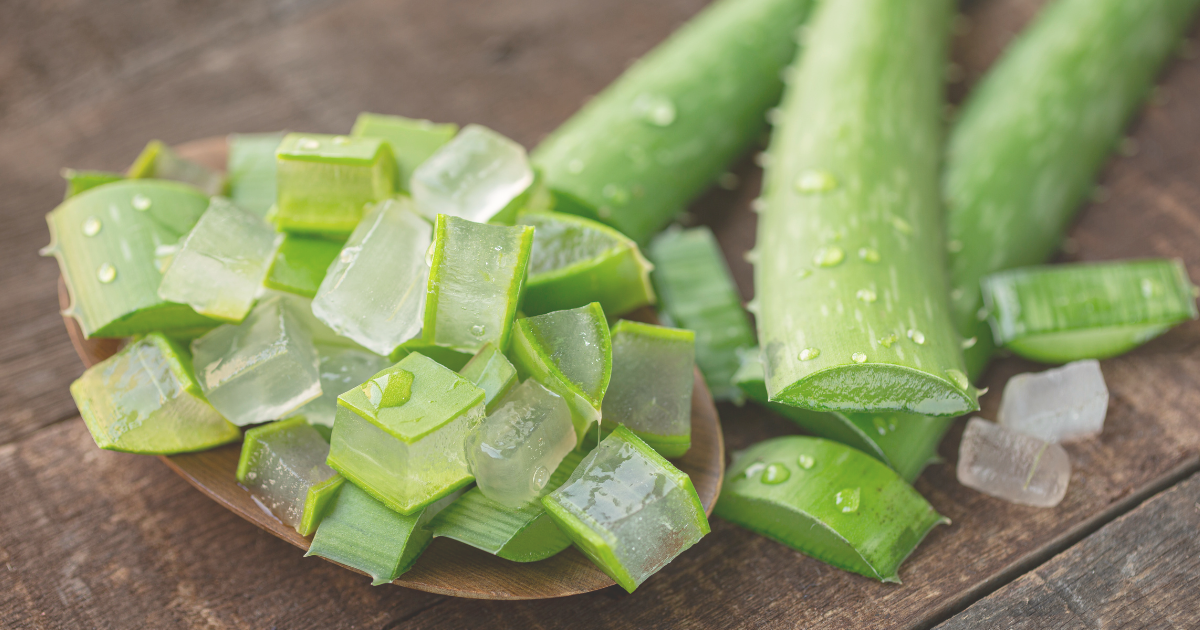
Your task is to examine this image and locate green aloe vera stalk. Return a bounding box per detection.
[227,132,284,217]
[264,234,343,298]
[516,212,655,317]
[733,348,949,482]
[350,112,458,192]
[70,334,240,454]
[945,0,1200,376]
[61,169,123,200]
[648,226,755,403]
[300,474,345,537]
[532,0,815,243]
[42,180,221,338]
[716,436,947,583]
[981,259,1199,363]
[601,321,695,458]
[127,140,226,196]
[273,133,396,238]
[458,343,519,413]
[755,0,976,417]
[429,450,584,562]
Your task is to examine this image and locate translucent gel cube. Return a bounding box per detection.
[602,321,695,457]
[957,417,1070,508]
[191,295,322,426]
[158,197,282,322]
[291,345,390,428]
[312,199,430,356]
[274,133,396,237]
[410,124,534,224]
[237,418,337,531]
[466,380,577,508]
[998,360,1109,443]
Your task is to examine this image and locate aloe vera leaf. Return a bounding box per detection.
[600,321,695,458]
[423,215,534,354]
[127,139,226,196]
[61,168,124,200]
[945,0,1200,376]
[755,0,976,417]
[716,436,947,583]
[429,450,583,562]
[350,112,458,193]
[980,259,1200,363]
[70,333,240,454]
[542,426,709,593]
[227,132,284,217]
[458,343,518,413]
[263,234,343,299]
[516,211,655,317]
[42,180,222,338]
[532,0,815,244]
[236,418,339,533]
[648,225,755,403]
[273,133,397,238]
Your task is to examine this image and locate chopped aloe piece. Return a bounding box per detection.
[507,304,612,447]
[458,343,518,413]
[430,450,583,562]
[648,226,755,403]
[269,291,366,350]
[291,345,390,428]
[191,295,322,426]
[422,215,533,354]
[388,337,473,371]
[299,473,345,536]
[516,211,655,317]
[411,125,534,225]
[157,198,282,323]
[42,180,220,338]
[273,133,396,238]
[263,234,343,299]
[327,353,485,515]
[227,132,284,217]
[716,436,947,582]
[350,112,458,192]
[542,426,709,593]
[312,198,430,356]
[981,259,1199,363]
[127,139,226,196]
[70,333,239,454]
[957,418,1070,508]
[236,418,339,534]
[601,321,694,458]
[61,168,123,200]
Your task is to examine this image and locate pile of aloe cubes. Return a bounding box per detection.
[48,114,708,591]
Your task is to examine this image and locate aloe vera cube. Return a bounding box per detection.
[429,450,583,562]
[998,360,1109,444]
[70,333,239,454]
[191,295,322,426]
[458,343,518,413]
[980,259,1199,363]
[291,345,391,428]
[263,234,343,299]
[61,168,123,200]
[157,198,282,323]
[388,337,473,371]
[351,112,458,192]
[516,211,655,317]
[410,125,534,224]
[236,417,339,533]
[957,418,1070,508]
[423,215,533,354]
[127,140,226,196]
[717,436,947,582]
[601,321,694,458]
[311,198,430,356]
[327,352,485,515]
[542,426,709,593]
[42,180,221,338]
[227,132,284,217]
[273,133,396,238]
[507,303,612,447]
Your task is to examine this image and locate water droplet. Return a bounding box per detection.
[743,249,759,264]
[858,248,880,263]
[751,198,767,213]
[890,216,913,235]
[795,268,813,280]
[793,170,838,194]
[425,241,437,267]
[532,465,549,490]
[880,333,899,348]
[633,93,676,126]
[872,416,894,435]
[813,246,844,268]
[82,217,102,236]
[567,159,585,174]
[851,352,867,364]
[946,369,969,390]
[1140,278,1162,298]
[797,454,815,470]
[340,249,355,264]
[855,289,877,303]
[717,172,739,190]
[907,329,926,345]
[946,240,963,253]
[761,463,790,484]
[743,462,767,480]
[798,348,820,361]
[299,137,321,150]
[97,263,117,283]
[332,135,350,145]
[131,194,151,211]
[961,336,977,349]
[835,487,861,513]
[470,324,486,337]
[602,183,630,206]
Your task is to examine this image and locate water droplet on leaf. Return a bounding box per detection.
[798,348,820,361]
[82,217,102,236]
[131,194,152,211]
[945,369,969,390]
[858,248,880,263]
[97,263,116,283]
[855,289,877,303]
[797,454,815,470]
[794,170,838,194]
[835,487,861,513]
[852,352,867,364]
[907,329,926,345]
[813,246,844,268]
[761,463,790,484]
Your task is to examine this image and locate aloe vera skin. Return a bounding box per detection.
[61,169,124,200]
[306,482,433,585]
[264,234,343,299]
[457,343,519,413]
[715,436,947,583]
[945,0,1200,376]
[273,133,397,239]
[227,132,284,217]
[532,0,814,244]
[755,0,976,417]
[350,112,458,193]
[299,474,345,537]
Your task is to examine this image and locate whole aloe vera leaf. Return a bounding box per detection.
[945,0,1200,376]
[227,132,284,217]
[532,0,815,244]
[715,436,947,583]
[755,0,976,417]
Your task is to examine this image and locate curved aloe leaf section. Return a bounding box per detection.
[716,436,946,583]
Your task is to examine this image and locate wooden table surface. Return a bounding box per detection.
[2,0,1199,628]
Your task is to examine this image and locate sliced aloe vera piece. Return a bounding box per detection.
[507,303,612,447]
[601,321,694,458]
[516,211,655,317]
[350,112,458,192]
[263,234,343,299]
[61,168,123,200]
[42,179,221,338]
[290,345,390,429]
[127,139,226,196]
[411,125,534,225]
[299,474,345,537]
[70,333,240,454]
[458,343,518,413]
[227,132,284,217]
[273,133,396,238]
[236,418,339,534]
[430,450,583,562]
[980,259,1199,363]
[716,436,947,582]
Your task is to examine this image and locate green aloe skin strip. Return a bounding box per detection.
[945,0,1200,376]
[227,132,284,217]
[127,140,227,196]
[273,133,396,238]
[754,0,976,417]
[350,112,458,192]
[389,339,473,371]
[264,234,344,299]
[299,474,345,537]
[532,0,815,243]
[981,259,1199,363]
[60,169,124,200]
[716,436,948,583]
